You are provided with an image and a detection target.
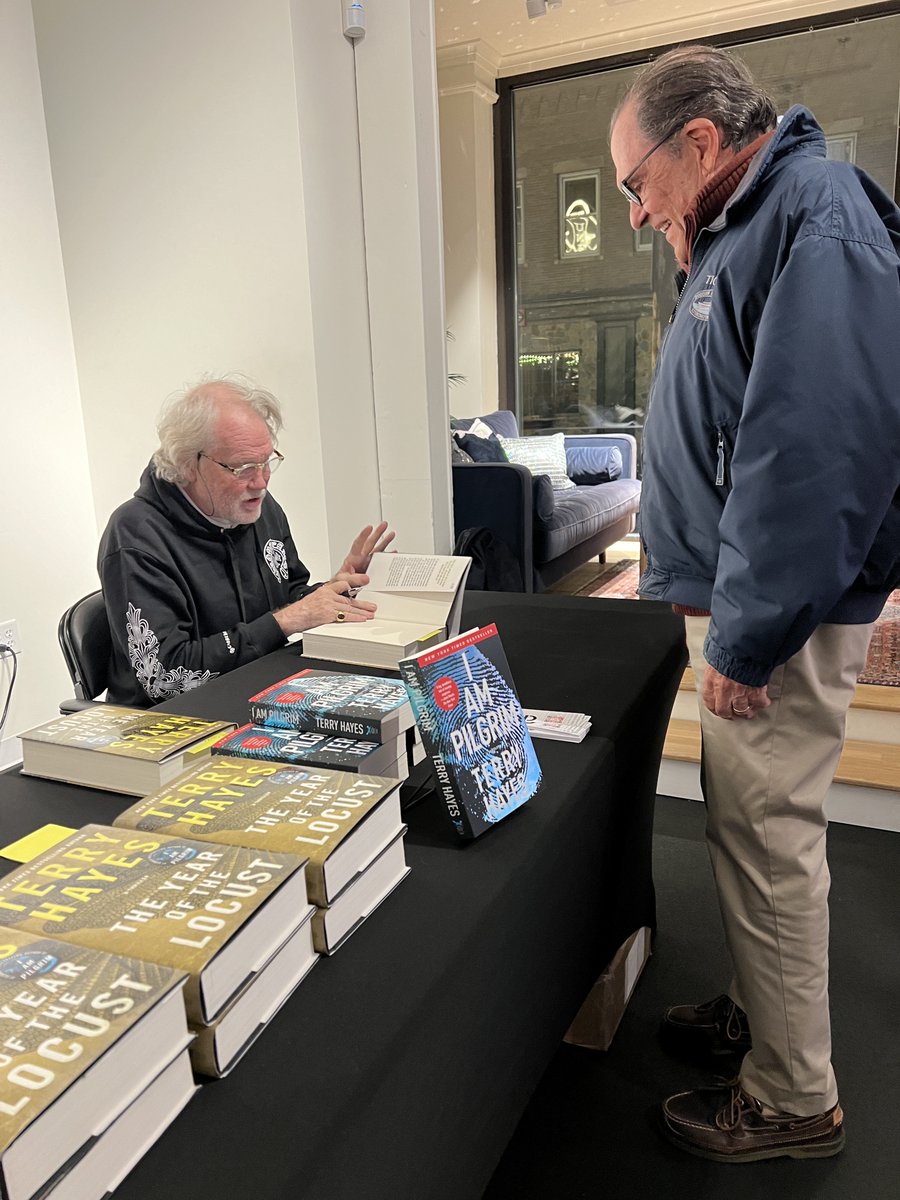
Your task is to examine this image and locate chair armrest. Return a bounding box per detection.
[59,698,105,715]
[452,461,534,588]
[564,432,638,480]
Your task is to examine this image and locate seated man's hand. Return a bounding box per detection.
[334,521,395,580]
[273,582,376,637]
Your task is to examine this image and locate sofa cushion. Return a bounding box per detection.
[533,480,642,563]
[499,432,576,492]
[532,475,556,522]
[566,444,623,484]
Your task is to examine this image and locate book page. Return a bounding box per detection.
[364,553,469,595]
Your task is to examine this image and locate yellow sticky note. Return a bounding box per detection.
[185,731,229,756]
[1,824,76,863]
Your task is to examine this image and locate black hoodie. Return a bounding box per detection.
[98,464,318,707]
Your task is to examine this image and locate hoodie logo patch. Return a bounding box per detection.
[689,274,717,321]
[264,539,289,581]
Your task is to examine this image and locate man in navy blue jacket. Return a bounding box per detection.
[611,45,900,1162]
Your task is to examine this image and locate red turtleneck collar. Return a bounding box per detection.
[682,129,774,269]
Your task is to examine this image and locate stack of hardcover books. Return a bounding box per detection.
[17,707,236,795]
[301,552,471,668]
[209,669,420,781]
[114,755,410,957]
[0,929,195,1200]
[0,824,315,1080]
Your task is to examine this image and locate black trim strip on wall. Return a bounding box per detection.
[492,1,900,410]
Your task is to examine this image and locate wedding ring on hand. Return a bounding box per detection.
[731,700,751,715]
[335,610,347,623]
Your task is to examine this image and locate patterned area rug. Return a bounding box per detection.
[567,561,900,687]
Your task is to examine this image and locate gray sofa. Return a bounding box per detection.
[451,410,641,592]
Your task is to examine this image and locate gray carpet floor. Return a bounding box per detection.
[484,794,900,1199]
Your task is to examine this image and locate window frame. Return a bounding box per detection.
[493,1,900,413]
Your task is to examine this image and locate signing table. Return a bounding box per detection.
[0,593,685,1200]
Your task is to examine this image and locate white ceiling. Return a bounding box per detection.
[433,0,868,74]
[435,0,659,58]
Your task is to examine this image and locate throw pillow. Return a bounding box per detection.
[454,432,508,463]
[566,444,623,485]
[451,440,474,464]
[498,432,576,491]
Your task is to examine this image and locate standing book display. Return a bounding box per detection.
[302,552,471,668]
[0,927,194,1200]
[399,624,542,839]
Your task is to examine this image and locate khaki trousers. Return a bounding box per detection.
[685,617,874,1116]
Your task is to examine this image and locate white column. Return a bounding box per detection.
[353,0,454,553]
[437,41,501,418]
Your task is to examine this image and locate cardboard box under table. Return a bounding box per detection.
[564,926,652,1050]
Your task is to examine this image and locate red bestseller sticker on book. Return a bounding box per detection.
[432,676,460,711]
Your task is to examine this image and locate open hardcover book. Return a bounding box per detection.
[302,552,472,668]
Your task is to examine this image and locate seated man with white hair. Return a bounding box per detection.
[99,376,392,707]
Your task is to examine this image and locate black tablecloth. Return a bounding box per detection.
[0,592,685,1200]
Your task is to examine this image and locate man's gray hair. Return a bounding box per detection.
[153,375,284,484]
[614,44,777,152]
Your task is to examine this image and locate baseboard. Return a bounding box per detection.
[656,758,900,834]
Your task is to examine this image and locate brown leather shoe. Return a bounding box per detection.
[660,1081,845,1162]
[660,994,751,1060]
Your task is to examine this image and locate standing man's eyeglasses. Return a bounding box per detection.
[618,123,684,207]
[198,450,285,480]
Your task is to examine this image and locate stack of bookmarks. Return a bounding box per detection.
[523,708,592,743]
[210,669,423,781]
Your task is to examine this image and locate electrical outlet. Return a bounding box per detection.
[0,619,22,656]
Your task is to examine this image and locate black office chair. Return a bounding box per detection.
[58,590,113,712]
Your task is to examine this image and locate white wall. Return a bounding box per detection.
[0,0,451,765]
[0,0,100,765]
[31,0,335,572]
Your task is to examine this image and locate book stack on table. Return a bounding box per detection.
[0,929,195,1200]
[0,824,315,1082]
[301,552,471,668]
[209,669,422,781]
[18,706,237,795]
[115,756,410,957]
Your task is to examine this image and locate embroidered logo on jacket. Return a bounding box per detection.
[689,274,717,322]
[126,603,217,700]
[264,538,289,581]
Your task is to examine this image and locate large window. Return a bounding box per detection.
[497,11,900,472]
